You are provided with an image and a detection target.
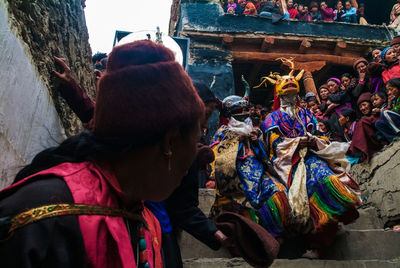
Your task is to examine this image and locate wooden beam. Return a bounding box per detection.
[222,36,234,46]
[261,37,275,52]
[334,41,347,56]
[282,60,326,73]
[299,39,312,54]
[233,51,357,66]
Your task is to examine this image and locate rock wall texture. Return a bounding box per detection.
[0,0,95,188]
[350,140,400,228]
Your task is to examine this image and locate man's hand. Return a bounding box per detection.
[372,108,381,116]
[214,230,234,247]
[52,56,72,84]
[358,70,366,81]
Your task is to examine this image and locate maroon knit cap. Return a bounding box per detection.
[353,58,368,71]
[357,92,372,107]
[390,35,400,46]
[94,40,204,142]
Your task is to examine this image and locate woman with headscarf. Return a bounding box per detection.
[0,40,205,268]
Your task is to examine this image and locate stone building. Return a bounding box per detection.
[169,0,395,110]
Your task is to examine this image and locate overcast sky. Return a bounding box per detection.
[84,0,173,54]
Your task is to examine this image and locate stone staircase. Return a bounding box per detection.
[178,189,400,267]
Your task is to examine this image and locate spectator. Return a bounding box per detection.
[224,0,243,14]
[340,73,353,90]
[339,108,357,142]
[375,78,400,143]
[319,84,330,103]
[357,3,368,24]
[390,35,400,59]
[309,1,322,22]
[372,91,388,111]
[287,0,299,19]
[244,104,255,126]
[317,119,333,140]
[307,96,323,121]
[350,92,385,163]
[334,1,345,22]
[320,1,334,22]
[243,0,258,15]
[341,1,357,23]
[390,0,400,32]
[381,46,400,83]
[371,48,383,63]
[327,77,341,94]
[297,3,310,21]
[238,0,248,14]
[252,0,262,10]
[259,0,283,22]
[299,96,308,109]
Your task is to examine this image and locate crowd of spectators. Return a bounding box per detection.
[223,0,372,25]
[242,35,400,165]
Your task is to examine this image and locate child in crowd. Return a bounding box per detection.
[320,1,334,22]
[307,95,323,121]
[287,0,299,19]
[375,78,400,143]
[297,4,310,21]
[372,91,388,111]
[341,1,357,23]
[350,92,385,162]
[224,0,243,14]
[334,1,345,22]
[317,119,332,138]
[299,96,308,109]
[339,108,357,142]
[309,1,321,21]
[380,47,400,83]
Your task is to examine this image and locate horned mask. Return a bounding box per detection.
[254,58,304,96]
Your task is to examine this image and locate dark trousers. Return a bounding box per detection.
[162,232,183,268]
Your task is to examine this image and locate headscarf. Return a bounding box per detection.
[327,78,341,85]
[380,47,393,63]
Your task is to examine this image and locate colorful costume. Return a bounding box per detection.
[211,59,361,249]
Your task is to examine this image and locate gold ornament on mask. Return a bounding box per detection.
[254,57,304,96]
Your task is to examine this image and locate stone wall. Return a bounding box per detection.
[350,140,400,228]
[0,0,95,188]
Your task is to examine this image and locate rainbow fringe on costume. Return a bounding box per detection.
[257,191,290,237]
[309,175,360,229]
[256,175,359,237]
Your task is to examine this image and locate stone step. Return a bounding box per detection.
[183,258,400,268]
[179,229,400,260]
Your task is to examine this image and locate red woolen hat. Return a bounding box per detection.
[94,40,204,142]
[357,92,372,107]
[390,35,400,46]
[353,58,368,71]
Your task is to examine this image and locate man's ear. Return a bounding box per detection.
[161,127,180,154]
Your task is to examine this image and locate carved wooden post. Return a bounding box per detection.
[303,71,321,104]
